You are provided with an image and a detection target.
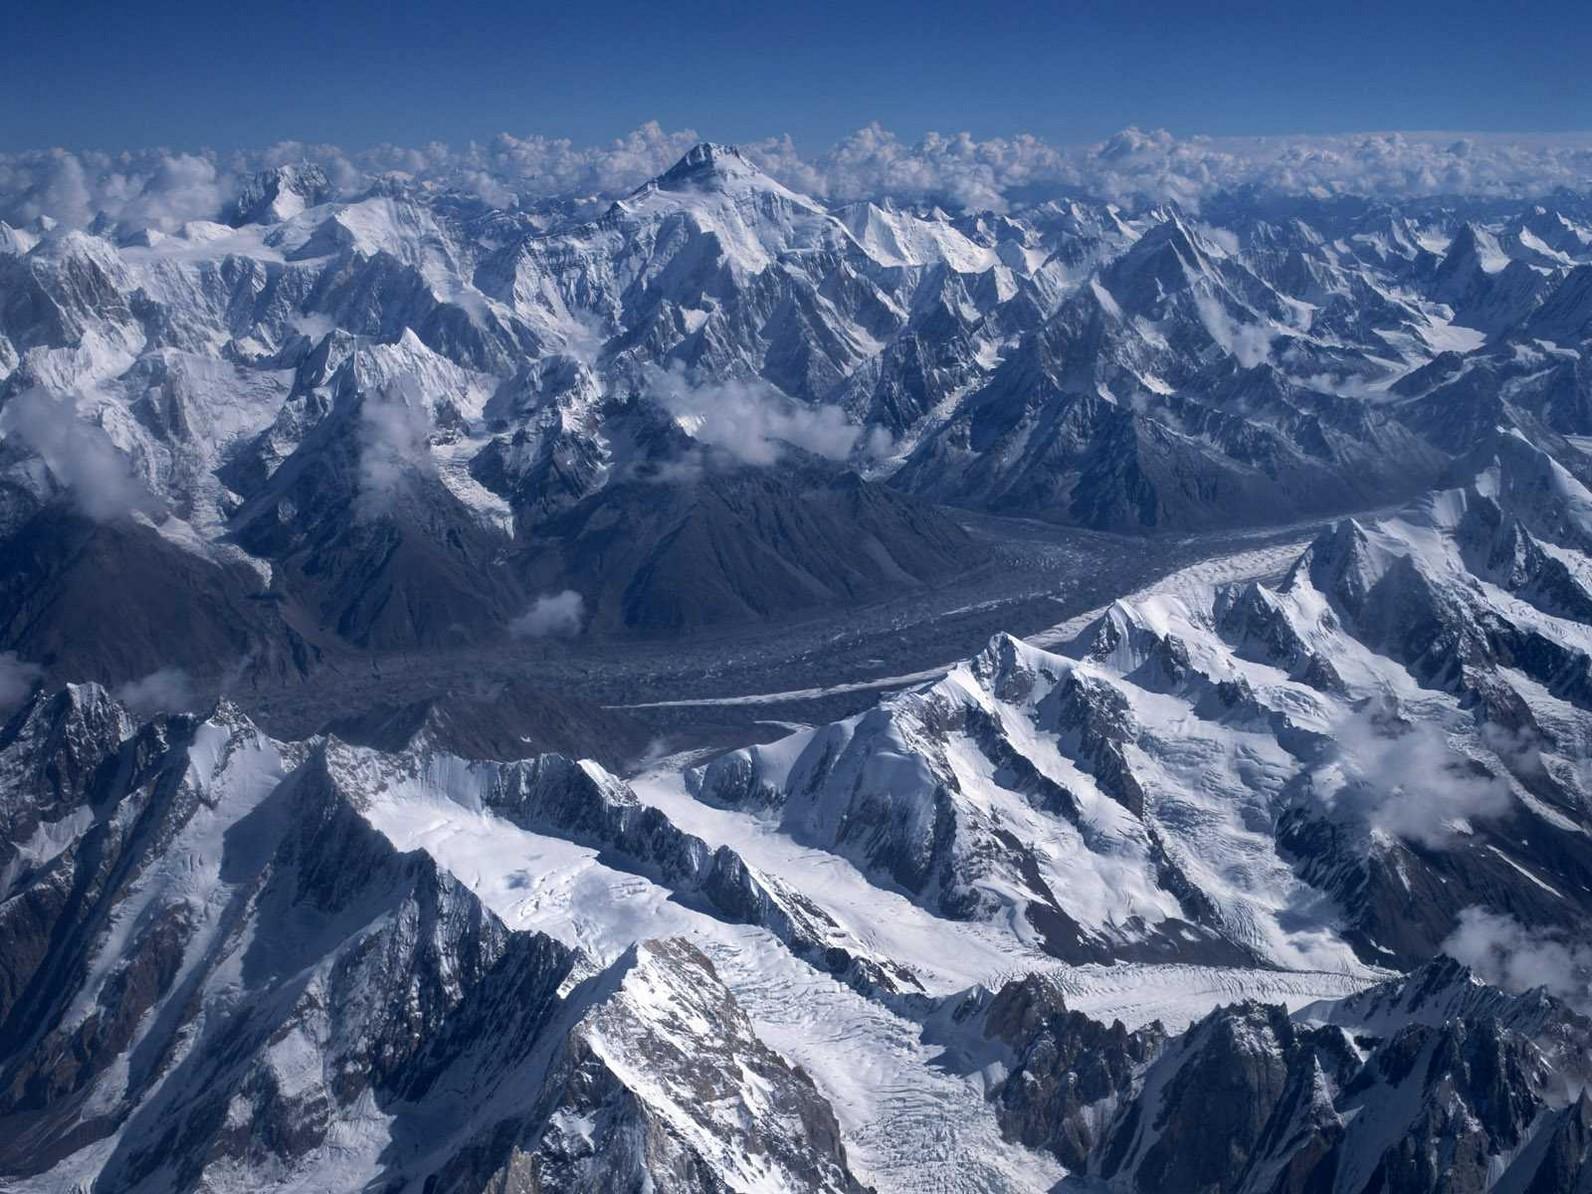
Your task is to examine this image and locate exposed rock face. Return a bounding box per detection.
[1098,1001,1359,1194]
[224,165,335,227]
[968,962,1592,1194]
[0,508,316,686]
[492,938,866,1194]
[515,460,983,634]
[319,676,653,771]
[977,974,1165,1169]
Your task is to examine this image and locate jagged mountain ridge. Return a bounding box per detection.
[954,959,1592,1193]
[692,435,1592,983]
[14,436,1592,1190]
[10,486,1592,1193]
[7,443,1592,1186]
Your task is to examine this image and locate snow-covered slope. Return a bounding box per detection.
[0,689,868,1192]
[698,442,1592,980]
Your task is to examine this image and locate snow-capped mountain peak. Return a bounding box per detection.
[653,140,768,191]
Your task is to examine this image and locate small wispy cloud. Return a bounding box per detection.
[356,378,434,518]
[510,590,585,638]
[1444,906,1592,1012]
[1311,703,1512,848]
[1193,292,1274,368]
[115,666,197,715]
[0,389,154,521]
[0,651,42,713]
[647,365,867,468]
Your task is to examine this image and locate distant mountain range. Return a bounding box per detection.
[3,142,1592,671]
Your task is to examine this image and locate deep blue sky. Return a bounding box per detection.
[3,0,1586,154]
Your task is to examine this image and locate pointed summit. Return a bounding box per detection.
[616,141,811,216]
[1434,221,1508,285]
[1515,206,1592,258]
[1103,212,1219,309]
[1294,517,1389,611]
[604,139,837,271]
[225,163,333,226]
[1452,425,1592,550]
[654,142,767,192]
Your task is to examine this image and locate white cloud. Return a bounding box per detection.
[115,666,196,715]
[1193,292,1274,368]
[864,425,899,460]
[356,378,434,517]
[648,366,863,467]
[1444,906,1592,1012]
[0,389,153,521]
[510,590,585,638]
[3,124,1590,232]
[1314,704,1512,848]
[771,126,1592,209]
[0,651,41,713]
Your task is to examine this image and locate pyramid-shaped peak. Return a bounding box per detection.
[1291,517,1391,610]
[968,630,1065,695]
[1438,222,1508,273]
[1456,425,1592,549]
[225,162,334,227]
[656,142,767,191]
[1138,211,1209,256]
[1104,212,1219,304]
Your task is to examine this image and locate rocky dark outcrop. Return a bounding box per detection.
[1096,1002,1359,1194]
[978,973,1164,1169]
[0,507,316,686]
[320,677,652,771]
[1084,964,1592,1194]
[491,938,868,1194]
[224,164,335,227]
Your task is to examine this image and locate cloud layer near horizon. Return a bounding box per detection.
[3,123,1592,231]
